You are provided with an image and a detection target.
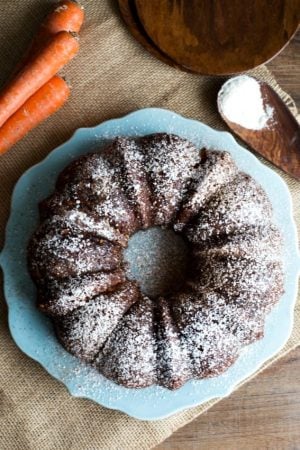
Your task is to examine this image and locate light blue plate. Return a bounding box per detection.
[1,108,299,420]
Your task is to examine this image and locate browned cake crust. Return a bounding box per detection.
[27,133,284,389]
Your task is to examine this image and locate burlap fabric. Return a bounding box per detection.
[0,1,299,449]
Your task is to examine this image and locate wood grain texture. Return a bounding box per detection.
[219,81,300,180]
[157,347,300,450]
[155,31,300,450]
[118,0,182,70]
[268,31,300,107]
[135,0,300,75]
[118,0,198,73]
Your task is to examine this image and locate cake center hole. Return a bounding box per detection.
[123,227,189,298]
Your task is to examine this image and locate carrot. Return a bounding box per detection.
[0,31,79,128]
[41,0,84,34]
[0,76,70,155]
[14,0,84,73]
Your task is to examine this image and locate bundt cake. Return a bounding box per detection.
[28,133,284,390]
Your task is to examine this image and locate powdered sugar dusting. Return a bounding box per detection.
[96,296,157,388]
[28,133,284,390]
[55,282,139,362]
[184,172,273,244]
[218,75,274,130]
[141,134,202,225]
[38,270,126,316]
[175,150,238,230]
[102,137,153,228]
[28,216,122,279]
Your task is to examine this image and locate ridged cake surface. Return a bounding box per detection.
[28,133,284,389]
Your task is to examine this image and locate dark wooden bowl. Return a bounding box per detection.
[118,0,187,71]
[131,0,300,75]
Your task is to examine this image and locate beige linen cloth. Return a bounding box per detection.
[0,1,299,449]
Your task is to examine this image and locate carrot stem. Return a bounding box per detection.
[0,76,70,155]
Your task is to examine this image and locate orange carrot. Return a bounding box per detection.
[0,76,70,155]
[41,0,84,34]
[0,31,79,128]
[14,0,84,72]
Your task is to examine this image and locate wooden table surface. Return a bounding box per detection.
[157,31,300,450]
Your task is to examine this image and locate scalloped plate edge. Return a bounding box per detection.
[1,108,300,420]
